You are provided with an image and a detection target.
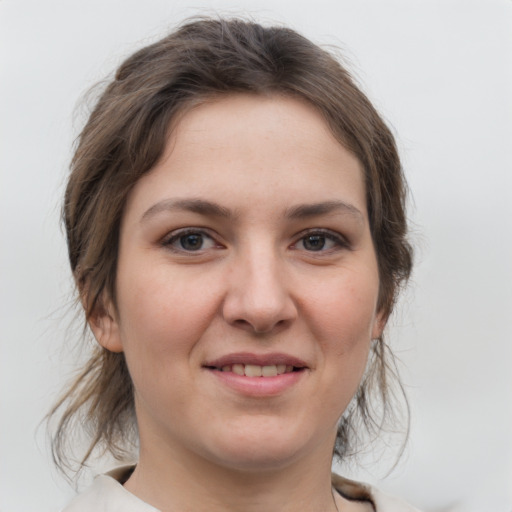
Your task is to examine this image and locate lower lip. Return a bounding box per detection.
[206,369,306,397]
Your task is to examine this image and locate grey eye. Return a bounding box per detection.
[294,230,349,253]
[179,233,205,251]
[302,235,326,251]
[164,230,217,252]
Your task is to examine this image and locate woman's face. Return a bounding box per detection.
[94,94,384,472]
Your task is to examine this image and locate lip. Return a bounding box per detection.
[202,352,309,397]
[203,352,309,369]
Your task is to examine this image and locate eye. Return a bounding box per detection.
[162,229,219,252]
[294,230,348,252]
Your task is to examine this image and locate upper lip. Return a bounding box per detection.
[203,352,309,369]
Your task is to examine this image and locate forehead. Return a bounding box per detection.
[168,93,350,165]
[124,94,367,222]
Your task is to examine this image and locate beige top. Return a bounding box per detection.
[62,465,421,512]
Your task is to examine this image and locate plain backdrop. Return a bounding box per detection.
[1,1,511,511]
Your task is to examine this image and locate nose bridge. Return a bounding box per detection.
[244,241,283,303]
[223,237,296,333]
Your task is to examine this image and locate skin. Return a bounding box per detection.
[91,94,382,512]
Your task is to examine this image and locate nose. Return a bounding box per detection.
[222,245,298,335]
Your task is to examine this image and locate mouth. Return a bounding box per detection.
[203,353,308,396]
[206,363,302,377]
[203,353,308,378]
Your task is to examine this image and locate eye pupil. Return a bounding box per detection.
[303,235,325,251]
[180,233,203,250]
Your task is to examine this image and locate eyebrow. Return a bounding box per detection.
[141,198,364,224]
[141,198,233,223]
[284,200,364,223]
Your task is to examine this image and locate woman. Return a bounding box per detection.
[52,17,418,512]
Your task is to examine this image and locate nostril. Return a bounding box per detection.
[222,288,298,334]
[233,319,252,329]
[232,317,275,332]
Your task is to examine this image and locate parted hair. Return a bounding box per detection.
[51,17,413,473]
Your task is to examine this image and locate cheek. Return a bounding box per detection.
[115,262,221,361]
[304,267,379,412]
[307,270,380,351]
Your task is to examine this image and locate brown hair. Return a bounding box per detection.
[51,17,413,473]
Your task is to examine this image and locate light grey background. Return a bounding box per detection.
[1,1,511,511]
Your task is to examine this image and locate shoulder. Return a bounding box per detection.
[61,466,159,512]
[369,486,423,512]
[332,473,422,512]
[62,466,421,512]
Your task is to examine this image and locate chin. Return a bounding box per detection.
[200,421,325,472]
[207,444,302,473]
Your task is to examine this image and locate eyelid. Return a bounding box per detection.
[159,226,350,254]
[291,228,351,251]
[160,227,223,253]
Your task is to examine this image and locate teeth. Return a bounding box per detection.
[218,364,296,377]
[232,364,245,376]
[262,365,278,377]
[245,364,262,377]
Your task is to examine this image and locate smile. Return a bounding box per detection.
[214,364,296,377]
[204,353,308,375]
[203,353,308,395]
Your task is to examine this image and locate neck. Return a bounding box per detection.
[124,438,340,512]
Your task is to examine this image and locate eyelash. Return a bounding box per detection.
[292,229,351,253]
[161,228,221,253]
[160,228,350,254]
